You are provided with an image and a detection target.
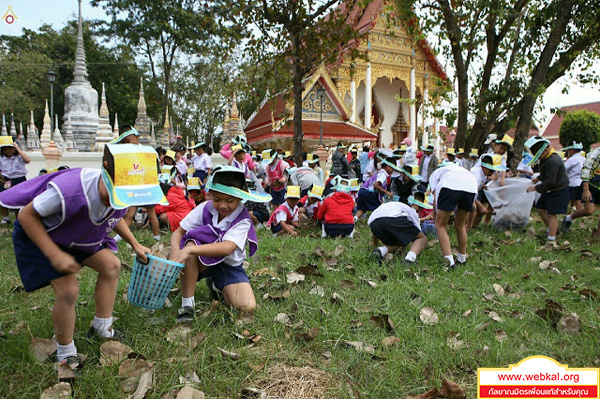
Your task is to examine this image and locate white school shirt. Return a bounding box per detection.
[33,169,113,229]
[367,169,389,191]
[362,159,375,181]
[192,153,212,171]
[421,155,432,182]
[179,201,251,266]
[367,201,421,230]
[429,163,478,195]
[274,201,299,224]
[0,154,28,179]
[470,166,488,193]
[564,153,584,187]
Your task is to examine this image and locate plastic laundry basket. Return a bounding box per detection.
[127,254,184,310]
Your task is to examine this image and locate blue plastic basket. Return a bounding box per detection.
[421,220,437,237]
[127,254,184,310]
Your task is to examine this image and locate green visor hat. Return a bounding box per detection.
[261,149,278,166]
[401,164,422,182]
[562,141,583,151]
[207,165,272,203]
[408,194,433,210]
[381,159,402,174]
[110,128,140,144]
[524,136,550,167]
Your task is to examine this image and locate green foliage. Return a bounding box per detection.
[0,22,161,131]
[559,110,600,152]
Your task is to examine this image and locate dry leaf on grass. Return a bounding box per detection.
[99,341,133,366]
[427,239,439,248]
[40,382,71,399]
[120,378,140,393]
[30,337,57,363]
[118,358,153,378]
[191,332,206,350]
[493,284,505,296]
[295,263,324,277]
[131,370,153,399]
[339,279,355,290]
[382,253,394,264]
[579,288,599,300]
[274,313,291,324]
[252,268,280,280]
[360,278,378,288]
[487,311,504,323]
[349,320,363,329]
[381,336,400,347]
[176,386,205,399]
[286,272,305,284]
[536,299,564,326]
[218,347,240,360]
[333,245,345,257]
[179,371,201,385]
[557,313,580,334]
[475,322,491,332]
[295,327,320,342]
[265,288,291,300]
[166,325,192,346]
[331,292,343,303]
[309,286,325,297]
[343,340,376,355]
[495,330,508,343]
[462,309,472,317]
[408,378,466,399]
[151,241,170,259]
[240,387,265,399]
[482,293,495,301]
[446,332,464,350]
[370,314,395,331]
[420,307,439,325]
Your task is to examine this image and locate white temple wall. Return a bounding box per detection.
[354,82,366,126]
[372,78,404,147]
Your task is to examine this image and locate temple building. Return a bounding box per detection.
[244,0,448,151]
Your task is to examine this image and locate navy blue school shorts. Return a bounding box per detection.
[269,188,285,206]
[535,186,570,215]
[437,188,475,212]
[199,262,249,290]
[13,220,105,292]
[356,188,380,212]
[323,223,354,238]
[577,182,600,205]
[369,216,420,246]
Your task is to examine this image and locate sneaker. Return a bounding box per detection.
[176,306,195,323]
[0,218,10,225]
[560,218,572,234]
[402,258,417,268]
[57,354,84,381]
[371,248,384,263]
[86,326,125,342]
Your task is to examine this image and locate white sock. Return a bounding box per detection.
[444,255,455,266]
[565,215,572,222]
[378,246,389,256]
[92,316,114,338]
[182,296,195,309]
[405,251,417,262]
[114,234,122,242]
[457,253,467,263]
[153,235,160,240]
[56,341,77,362]
[547,236,556,241]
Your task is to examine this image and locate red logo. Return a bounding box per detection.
[3,5,17,25]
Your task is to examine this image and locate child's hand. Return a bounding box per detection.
[170,247,190,264]
[526,185,536,193]
[290,230,298,237]
[51,251,82,274]
[134,245,151,264]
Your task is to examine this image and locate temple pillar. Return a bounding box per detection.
[365,63,372,129]
[434,103,441,159]
[409,51,416,151]
[422,75,429,147]
[350,80,356,123]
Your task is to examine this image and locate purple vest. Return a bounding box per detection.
[180,201,258,266]
[0,168,126,253]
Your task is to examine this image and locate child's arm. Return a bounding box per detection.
[499,170,506,186]
[173,240,238,264]
[18,203,82,274]
[374,181,393,198]
[280,221,298,236]
[112,219,150,262]
[15,143,31,164]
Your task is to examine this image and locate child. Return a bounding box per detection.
[306,154,324,185]
[286,165,321,197]
[524,136,570,246]
[170,165,272,322]
[492,134,513,186]
[155,176,196,232]
[331,142,351,178]
[229,144,250,178]
[418,144,439,192]
[390,164,421,204]
[349,147,361,180]
[298,184,324,223]
[268,185,301,236]
[189,142,212,185]
[561,141,585,215]
[0,136,31,224]
[429,161,478,269]
[468,154,506,228]
[187,177,206,206]
[368,200,428,266]
[283,151,296,167]
[408,192,434,227]
[445,148,457,164]
[262,149,289,206]
[0,144,163,379]
[455,148,467,169]
[220,135,256,173]
[317,180,355,238]
[111,125,140,144]
[466,149,479,170]
[355,157,398,220]
[244,179,271,229]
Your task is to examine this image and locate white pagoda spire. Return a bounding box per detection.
[40,99,53,148]
[1,114,7,136]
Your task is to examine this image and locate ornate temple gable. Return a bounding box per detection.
[301,64,350,123]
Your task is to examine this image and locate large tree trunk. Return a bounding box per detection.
[292,33,305,165]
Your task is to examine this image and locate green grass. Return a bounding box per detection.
[1,216,599,398]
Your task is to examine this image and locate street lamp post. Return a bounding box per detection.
[316,87,326,146]
[46,68,57,133]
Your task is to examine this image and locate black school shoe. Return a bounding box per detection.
[57,354,85,382]
[371,248,384,263]
[176,306,195,323]
[86,326,125,342]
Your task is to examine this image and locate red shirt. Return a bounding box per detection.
[155,186,195,232]
[317,192,355,224]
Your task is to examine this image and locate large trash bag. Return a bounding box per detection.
[485,177,536,230]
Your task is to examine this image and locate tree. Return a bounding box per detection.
[395,0,600,164]
[559,110,600,152]
[240,0,369,163]
[91,0,244,127]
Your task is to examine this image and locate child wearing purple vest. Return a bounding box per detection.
[0,143,166,380]
[170,165,272,323]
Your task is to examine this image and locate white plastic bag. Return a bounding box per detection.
[485,177,535,230]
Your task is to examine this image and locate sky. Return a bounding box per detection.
[2,0,600,132]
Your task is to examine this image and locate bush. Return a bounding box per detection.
[559,110,600,152]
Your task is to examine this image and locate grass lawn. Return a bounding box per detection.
[0,215,599,398]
